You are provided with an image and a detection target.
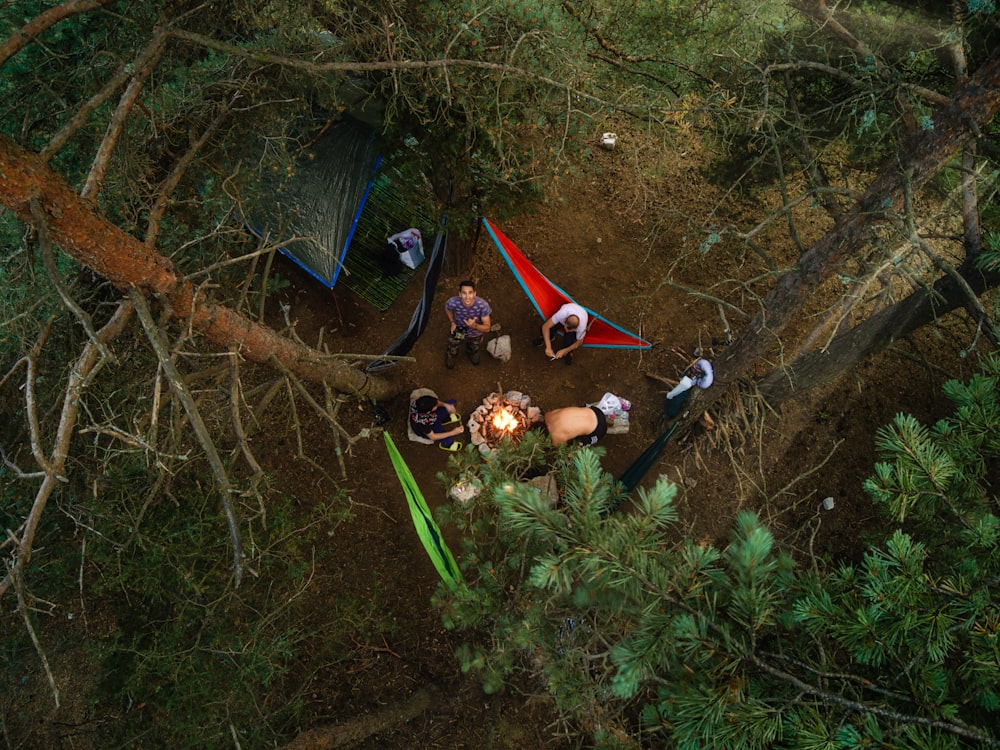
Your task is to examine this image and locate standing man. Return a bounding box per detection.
[536,302,589,366]
[445,280,492,368]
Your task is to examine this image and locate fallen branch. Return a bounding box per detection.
[0,300,132,601]
[131,289,244,587]
[281,685,442,750]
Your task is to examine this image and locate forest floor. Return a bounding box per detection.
[5,121,970,749]
[247,121,967,748]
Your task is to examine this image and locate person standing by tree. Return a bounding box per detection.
[536,302,589,366]
[445,280,492,368]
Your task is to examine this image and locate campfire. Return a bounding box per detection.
[469,387,543,454]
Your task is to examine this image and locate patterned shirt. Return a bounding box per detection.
[445,296,492,338]
[409,403,440,439]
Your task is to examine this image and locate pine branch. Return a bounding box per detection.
[749,655,1000,746]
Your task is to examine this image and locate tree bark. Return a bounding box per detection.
[0,134,403,400]
[756,261,1000,405]
[282,685,440,749]
[706,46,1000,402]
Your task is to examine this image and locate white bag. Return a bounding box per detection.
[387,228,424,270]
[590,392,631,435]
[486,335,511,362]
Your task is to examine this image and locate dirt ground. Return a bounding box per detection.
[248,124,965,747]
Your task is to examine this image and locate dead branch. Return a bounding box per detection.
[25,324,56,474]
[169,29,638,115]
[790,0,948,106]
[228,348,267,510]
[81,31,168,202]
[269,356,367,458]
[903,180,999,347]
[144,98,233,247]
[11,562,59,708]
[662,281,751,320]
[324,383,349,480]
[0,0,117,69]
[258,239,278,324]
[40,28,164,161]
[131,289,244,587]
[32,199,113,361]
[281,685,441,750]
[0,300,132,601]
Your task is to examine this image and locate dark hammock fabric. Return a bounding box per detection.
[605,388,691,515]
[365,224,447,373]
[616,421,681,495]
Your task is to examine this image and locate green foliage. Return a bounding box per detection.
[0,449,381,748]
[435,359,1000,747]
[87,481,377,747]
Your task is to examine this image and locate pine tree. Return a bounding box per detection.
[436,357,1000,748]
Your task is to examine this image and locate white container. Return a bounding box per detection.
[822,497,835,510]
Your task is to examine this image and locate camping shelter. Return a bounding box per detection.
[245,117,381,289]
[246,117,440,311]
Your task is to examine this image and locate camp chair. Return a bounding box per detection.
[407,388,438,445]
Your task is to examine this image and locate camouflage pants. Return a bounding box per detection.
[447,332,481,365]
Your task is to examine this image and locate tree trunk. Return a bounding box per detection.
[756,262,1000,405]
[0,134,404,400]
[706,46,1000,403]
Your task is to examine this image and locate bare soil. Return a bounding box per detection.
[252,123,963,747]
[5,123,966,749]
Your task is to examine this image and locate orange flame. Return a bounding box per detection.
[492,406,519,432]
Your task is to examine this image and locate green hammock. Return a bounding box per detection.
[383,433,464,589]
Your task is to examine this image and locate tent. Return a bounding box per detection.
[483,218,652,348]
[245,118,382,288]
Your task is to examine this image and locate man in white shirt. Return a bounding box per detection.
[535,302,589,366]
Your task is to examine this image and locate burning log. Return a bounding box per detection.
[468,388,543,454]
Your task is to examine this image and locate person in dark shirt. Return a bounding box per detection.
[409,395,464,452]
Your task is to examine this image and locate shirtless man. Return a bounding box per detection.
[544,406,607,447]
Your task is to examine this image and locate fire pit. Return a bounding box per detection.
[469,388,543,454]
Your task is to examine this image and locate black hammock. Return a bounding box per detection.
[365,218,448,373]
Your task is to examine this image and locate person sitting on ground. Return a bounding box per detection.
[535,302,589,366]
[409,395,465,452]
[544,405,607,447]
[444,280,493,368]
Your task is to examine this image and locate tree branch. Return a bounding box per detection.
[0,134,405,399]
[32,199,114,361]
[81,31,168,203]
[0,300,132,601]
[0,0,117,69]
[130,288,244,587]
[749,655,1000,747]
[168,29,644,116]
